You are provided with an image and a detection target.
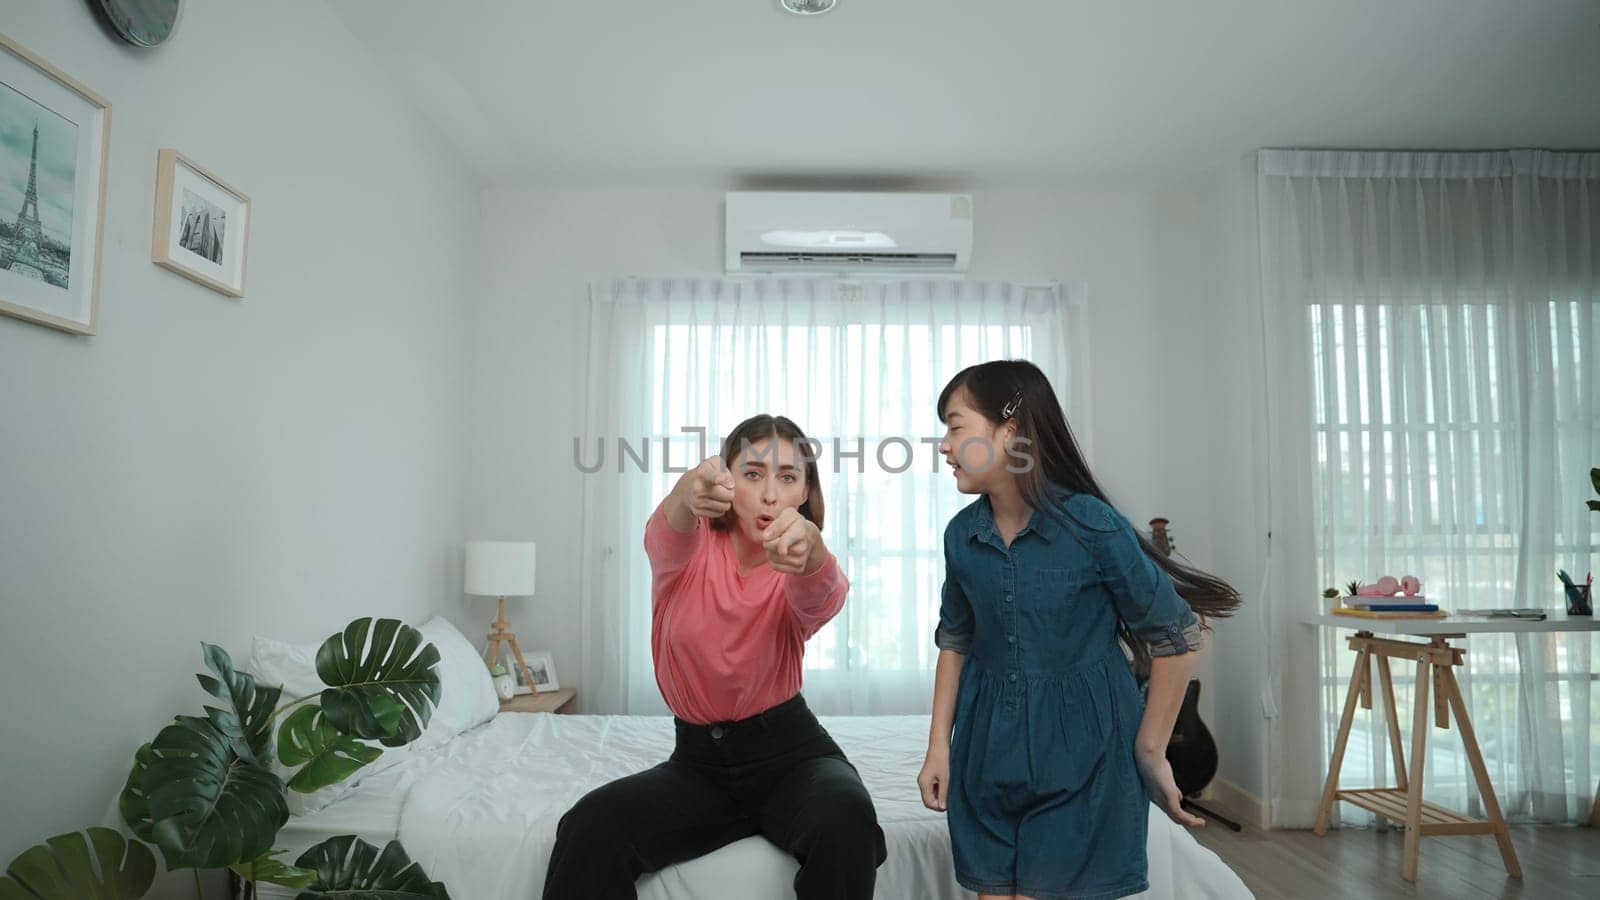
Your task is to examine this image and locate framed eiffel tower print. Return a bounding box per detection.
[0,32,110,335]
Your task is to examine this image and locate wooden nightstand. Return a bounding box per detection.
[499,687,577,714]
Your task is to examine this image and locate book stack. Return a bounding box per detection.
[1332,595,1446,619]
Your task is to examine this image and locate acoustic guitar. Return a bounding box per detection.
[1149,517,1241,831]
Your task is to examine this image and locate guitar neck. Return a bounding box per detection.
[1149,517,1173,557]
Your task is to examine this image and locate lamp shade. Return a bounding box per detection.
[464,541,537,597]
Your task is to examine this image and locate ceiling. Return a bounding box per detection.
[327,0,1600,187]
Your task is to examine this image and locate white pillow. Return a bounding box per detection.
[412,616,501,749]
[247,634,413,815]
[247,634,324,701]
[245,617,499,814]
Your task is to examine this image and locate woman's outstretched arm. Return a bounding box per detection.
[662,455,735,532]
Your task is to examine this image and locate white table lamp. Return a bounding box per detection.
[465,541,537,688]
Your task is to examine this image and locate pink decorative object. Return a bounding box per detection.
[1356,575,1402,596]
[1353,575,1420,597]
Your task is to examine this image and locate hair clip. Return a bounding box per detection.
[1001,392,1023,419]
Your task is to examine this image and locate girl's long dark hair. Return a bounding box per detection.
[939,360,1241,674]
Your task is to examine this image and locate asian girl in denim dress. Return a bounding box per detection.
[917,360,1241,900]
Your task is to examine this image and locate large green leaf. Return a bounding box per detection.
[229,850,316,890]
[0,828,154,900]
[143,716,288,870]
[116,744,156,843]
[293,836,449,899]
[1590,466,1599,495]
[197,642,282,763]
[277,705,383,793]
[315,619,440,748]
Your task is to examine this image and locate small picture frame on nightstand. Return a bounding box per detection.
[498,652,531,694]
[513,650,560,694]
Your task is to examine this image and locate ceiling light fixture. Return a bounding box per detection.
[780,0,837,15]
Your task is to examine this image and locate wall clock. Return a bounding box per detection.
[95,0,183,48]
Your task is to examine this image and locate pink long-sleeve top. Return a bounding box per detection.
[645,503,848,725]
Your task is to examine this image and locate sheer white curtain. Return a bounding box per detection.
[577,277,1089,716]
[1257,150,1599,825]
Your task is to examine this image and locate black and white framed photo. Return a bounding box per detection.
[515,650,560,694]
[0,31,111,335]
[152,148,250,298]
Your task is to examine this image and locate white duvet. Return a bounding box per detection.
[382,713,1251,900]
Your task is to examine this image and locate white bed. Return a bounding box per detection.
[260,712,1250,900]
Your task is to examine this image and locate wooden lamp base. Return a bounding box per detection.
[484,596,537,692]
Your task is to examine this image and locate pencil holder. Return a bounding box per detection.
[1566,584,1592,616]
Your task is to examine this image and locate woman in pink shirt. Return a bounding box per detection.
[543,415,887,900]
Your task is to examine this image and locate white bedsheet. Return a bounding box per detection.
[258,751,431,900]
[386,713,1251,900]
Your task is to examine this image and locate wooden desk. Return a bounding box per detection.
[1306,612,1600,882]
[1307,611,1600,637]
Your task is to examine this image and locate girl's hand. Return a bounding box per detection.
[687,455,736,519]
[1136,747,1204,828]
[917,748,950,812]
[762,508,823,575]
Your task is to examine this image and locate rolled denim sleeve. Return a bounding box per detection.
[934,529,974,654]
[1079,498,1201,656]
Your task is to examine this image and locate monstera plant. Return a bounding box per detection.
[0,828,154,900]
[1,618,452,900]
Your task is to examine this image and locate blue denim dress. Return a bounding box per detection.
[935,490,1200,900]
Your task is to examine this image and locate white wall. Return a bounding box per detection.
[468,182,1262,760]
[1197,162,1273,813]
[0,0,478,877]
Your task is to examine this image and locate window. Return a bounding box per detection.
[579,278,1087,715]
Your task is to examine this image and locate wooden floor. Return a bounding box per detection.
[1192,823,1600,900]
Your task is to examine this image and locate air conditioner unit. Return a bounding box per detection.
[725,192,973,274]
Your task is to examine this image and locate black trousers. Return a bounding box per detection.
[542,694,887,900]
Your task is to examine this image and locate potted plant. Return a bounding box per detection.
[1,618,451,899]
